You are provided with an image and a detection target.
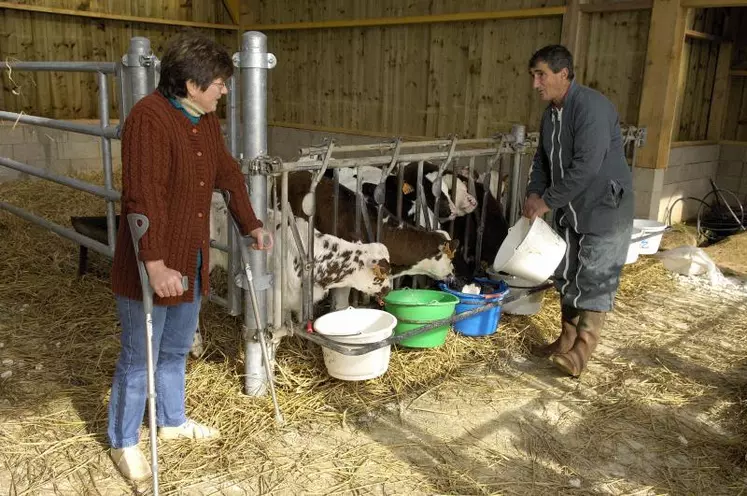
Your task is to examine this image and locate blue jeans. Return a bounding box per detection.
[108,252,202,449]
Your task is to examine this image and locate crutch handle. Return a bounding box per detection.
[127,214,189,308]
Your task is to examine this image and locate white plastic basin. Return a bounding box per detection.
[486,270,544,315]
[625,227,644,264]
[633,219,667,255]
[492,217,567,285]
[313,308,397,381]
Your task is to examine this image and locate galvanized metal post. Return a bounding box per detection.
[508,124,526,226]
[225,76,242,317]
[97,72,117,250]
[238,31,276,396]
[120,37,158,121]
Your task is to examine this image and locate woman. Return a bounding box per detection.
[107,33,272,482]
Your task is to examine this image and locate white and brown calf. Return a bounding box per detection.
[272,213,391,321]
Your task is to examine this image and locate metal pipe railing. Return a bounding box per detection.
[0,61,117,73]
[0,201,114,257]
[300,137,503,156]
[0,111,119,139]
[0,157,121,201]
[225,76,243,317]
[279,148,519,173]
[97,72,118,249]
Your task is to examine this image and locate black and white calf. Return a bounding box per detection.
[327,161,477,228]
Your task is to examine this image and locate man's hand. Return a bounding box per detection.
[523,193,550,220]
[249,227,273,251]
[145,260,185,298]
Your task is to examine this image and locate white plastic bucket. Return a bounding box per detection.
[492,217,567,285]
[486,270,544,315]
[633,219,667,255]
[625,227,644,265]
[313,308,397,381]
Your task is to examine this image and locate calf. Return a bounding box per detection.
[287,171,459,282]
[192,201,392,357]
[208,199,392,320]
[328,162,477,228]
[208,192,230,274]
[443,173,510,277]
[270,212,392,321]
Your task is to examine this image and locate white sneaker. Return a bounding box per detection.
[158,418,220,441]
[110,446,152,482]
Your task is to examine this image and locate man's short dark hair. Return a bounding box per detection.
[528,45,575,81]
[157,32,234,99]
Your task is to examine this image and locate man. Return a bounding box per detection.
[523,45,633,377]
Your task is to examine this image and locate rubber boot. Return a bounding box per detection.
[551,310,605,377]
[532,305,580,357]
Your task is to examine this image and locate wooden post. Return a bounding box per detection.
[708,42,734,140]
[222,0,240,25]
[561,0,589,81]
[636,0,689,169]
[672,10,695,143]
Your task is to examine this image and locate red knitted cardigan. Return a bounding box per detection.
[111,91,263,305]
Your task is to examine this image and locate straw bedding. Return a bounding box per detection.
[1,172,745,495]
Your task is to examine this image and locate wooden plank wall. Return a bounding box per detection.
[675,9,727,141]
[724,8,747,141]
[580,9,651,127]
[250,0,652,136]
[0,1,235,120]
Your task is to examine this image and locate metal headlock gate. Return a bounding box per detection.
[0,31,647,396]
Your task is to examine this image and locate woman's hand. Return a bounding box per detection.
[249,227,273,251]
[145,260,185,298]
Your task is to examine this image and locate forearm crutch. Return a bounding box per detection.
[222,192,284,425]
[127,213,188,495]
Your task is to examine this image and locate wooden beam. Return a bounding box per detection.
[0,1,239,30]
[673,10,695,142]
[562,0,591,82]
[707,42,734,140]
[685,29,723,42]
[562,0,584,51]
[222,0,240,25]
[243,6,566,31]
[670,139,719,147]
[681,0,747,6]
[636,0,689,169]
[580,0,653,12]
[731,70,747,77]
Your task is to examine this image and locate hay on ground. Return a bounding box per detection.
[0,171,744,495]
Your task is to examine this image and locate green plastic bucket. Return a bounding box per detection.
[383,289,459,348]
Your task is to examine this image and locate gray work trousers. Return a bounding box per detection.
[553,215,632,312]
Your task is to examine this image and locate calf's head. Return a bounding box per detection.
[406,232,459,282]
[343,242,392,297]
[443,173,478,216]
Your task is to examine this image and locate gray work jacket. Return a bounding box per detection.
[526,81,634,234]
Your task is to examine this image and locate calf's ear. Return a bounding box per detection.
[441,239,460,259]
[368,259,391,279]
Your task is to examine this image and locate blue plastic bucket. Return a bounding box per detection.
[438,279,509,337]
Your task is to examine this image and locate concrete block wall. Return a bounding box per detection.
[658,144,720,223]
[634,144,719,223]
[716,143,747,204]
[0,121,121,183]
[634,143,747,224]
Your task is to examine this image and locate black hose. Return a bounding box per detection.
[667,181,746,242]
